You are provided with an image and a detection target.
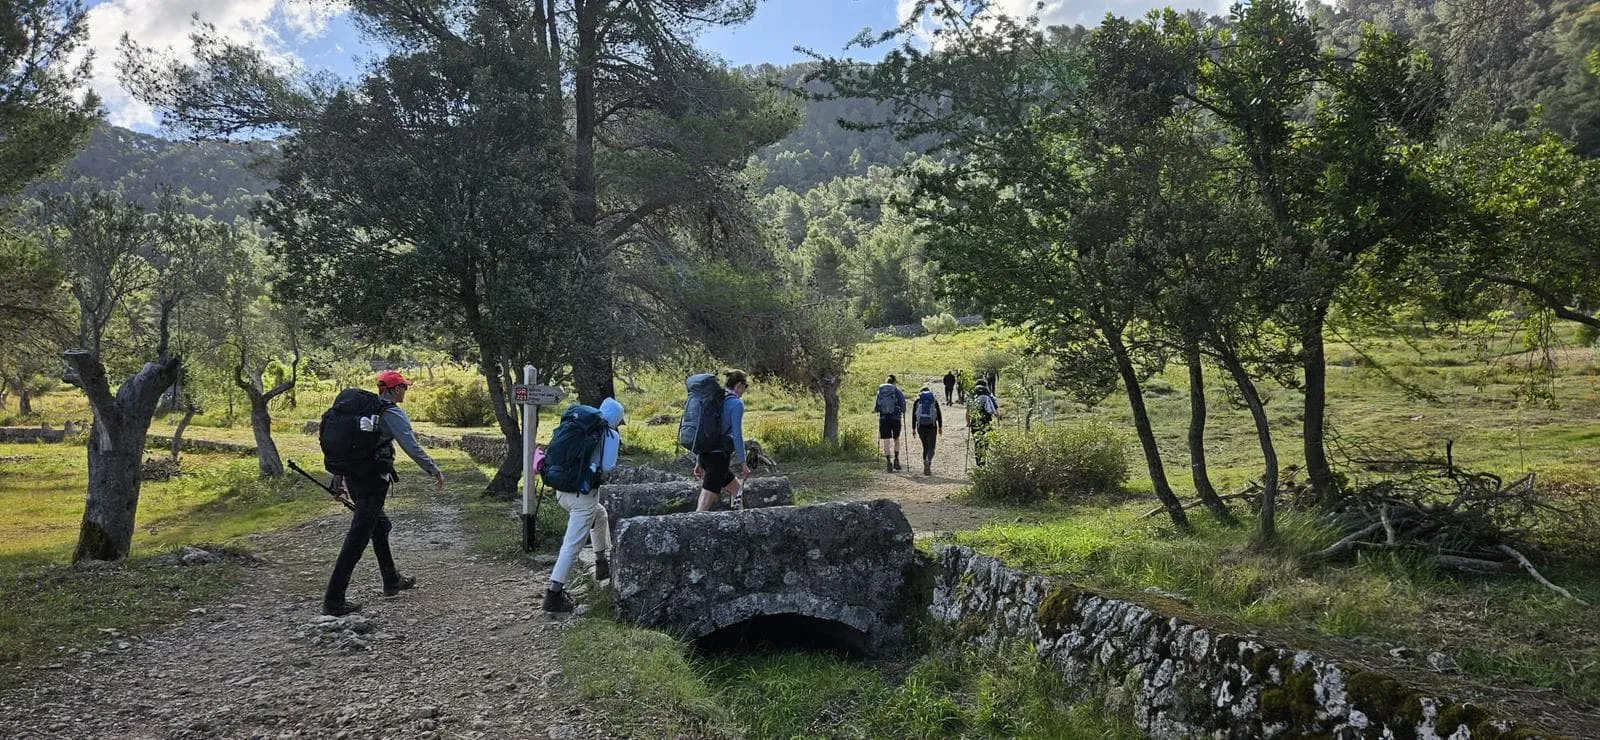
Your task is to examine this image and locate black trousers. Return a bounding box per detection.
[943,383,954,405]
[323,474,400,606]
[917,424,938,462]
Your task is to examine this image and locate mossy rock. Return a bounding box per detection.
[1037,583,1083,639]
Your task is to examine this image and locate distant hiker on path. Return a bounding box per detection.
[540,397,625,613]
[913,385,943,476]
[942,370,956,405]
[985,370,998,397]
[875,374,908,472]
[968,380,1001,467]
[689,370,750,512]
[319,370,444,617]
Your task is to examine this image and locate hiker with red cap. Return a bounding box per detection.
[317,369,445,616]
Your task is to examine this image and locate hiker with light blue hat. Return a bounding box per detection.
[539,396,625,613]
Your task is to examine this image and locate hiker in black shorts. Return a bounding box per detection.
[695,370,750,511]
[874,375,907,472]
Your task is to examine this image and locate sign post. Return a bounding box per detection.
[513,370,566,552]
[519,365,538,552]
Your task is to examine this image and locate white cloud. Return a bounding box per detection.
[897,0,1229,40]
[81,0,343,129]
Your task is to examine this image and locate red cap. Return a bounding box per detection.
[376,370,413,390]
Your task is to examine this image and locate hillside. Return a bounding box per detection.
[33,125,275,222]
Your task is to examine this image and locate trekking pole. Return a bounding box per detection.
[287,459,356,511]
[527,476,545,550]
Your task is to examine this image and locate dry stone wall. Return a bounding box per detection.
[931,545,1548,739]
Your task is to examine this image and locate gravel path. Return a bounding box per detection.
[846,388,999,534]
[0,486,606,740]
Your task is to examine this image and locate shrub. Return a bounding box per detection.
[421,380,495,427]
[920,312,960,340]
[968,422,1129,503]
[755,419,875,462]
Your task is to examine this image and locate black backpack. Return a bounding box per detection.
[320,389,395,477]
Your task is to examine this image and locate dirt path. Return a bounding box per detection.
[0,484,606,740]
[848,388,999,534]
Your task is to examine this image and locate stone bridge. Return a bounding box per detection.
[599,476,793,534]
[609,499,926,654]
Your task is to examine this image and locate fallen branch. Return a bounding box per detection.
[1498,545,1590,606]
[1431,555,1515,574]
[1309,522,1386,562]
[1139,492,1254,520]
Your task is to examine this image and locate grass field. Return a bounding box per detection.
[5,320,1600,721]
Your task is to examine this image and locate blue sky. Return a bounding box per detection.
[83,0,1220,131]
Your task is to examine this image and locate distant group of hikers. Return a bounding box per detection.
[312,366,997,617]
[873,370,1001,476]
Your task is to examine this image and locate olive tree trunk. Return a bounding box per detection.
[1103,329,1191,531]
[480,357,522,498]
[820,375,842,443]
[65,349,182,563]
[1301,311,1335,503]
[1184,345,1238,526]
[1217,346,1279,542]
[234,359,297,479]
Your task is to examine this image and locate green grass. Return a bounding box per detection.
[953,504,1600,704]
[559,610,1140,739]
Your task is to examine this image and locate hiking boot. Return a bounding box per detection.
[594,555,611,581]
[893,456,902,471]
[542,587,575,613]
[885,457,893,472]
[383,575,416,597]
[322,600,362,617]
[924,460,932,476]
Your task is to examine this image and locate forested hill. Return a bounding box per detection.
[744,62,926,194]
[34,125,275,222]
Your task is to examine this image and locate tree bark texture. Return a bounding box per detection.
[820,377,841,442]
[479,358,522,498]
[234,363,295,479]
[1220,349,1279,541]
[248,399,283,478]
[170,405,196,461]
[65,349,182,562]
[1300,313,1335,503]
[1184,346,1237,525]
[1104,331,1190,531]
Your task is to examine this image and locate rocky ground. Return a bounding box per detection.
[0,494,609,740]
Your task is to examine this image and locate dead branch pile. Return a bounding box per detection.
[1311,441,1587,605]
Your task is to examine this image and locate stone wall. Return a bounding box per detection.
[599,476,792,533]
[146,435,256,455]
[866,314,986,338]
[0,427,66,443]
[931,545,1547,739]
[612,499,927,654]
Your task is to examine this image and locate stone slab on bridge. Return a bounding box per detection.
[610,499,925,654]
[599,476,793,533]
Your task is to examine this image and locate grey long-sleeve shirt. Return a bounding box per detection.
[380,406,441,477]
[330,404,440,488]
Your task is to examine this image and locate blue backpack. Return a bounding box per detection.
[540,405,609,493]
[677,373,729,453]
[914,394,938,426]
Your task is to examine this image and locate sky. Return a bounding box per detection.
[82,0,1223,132]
